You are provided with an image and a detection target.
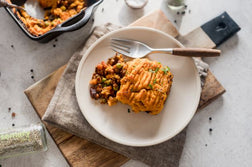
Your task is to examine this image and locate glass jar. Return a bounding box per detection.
[167,0,185,10]
[0,123,47,159]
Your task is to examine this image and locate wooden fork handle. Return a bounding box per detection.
[172,48,221,57]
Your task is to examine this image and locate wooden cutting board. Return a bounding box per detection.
[24,10,232,167]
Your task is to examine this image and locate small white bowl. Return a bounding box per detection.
[124,0,148,9]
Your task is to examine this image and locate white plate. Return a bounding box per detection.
[75,27,201,147]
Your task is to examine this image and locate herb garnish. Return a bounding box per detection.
[148,84,153,89]
[161,66,170,74]
[128,109,131,113]
[149,67,159,73]
[153,78,157,84]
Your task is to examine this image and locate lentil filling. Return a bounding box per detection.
[89,54,127,106]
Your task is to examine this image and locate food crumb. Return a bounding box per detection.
[209,117,212,121]
[184,5,188,9]
[11,45,14,48]
[53,44,56,47]
[12,123,15,127]
[55,39,58,42]
[8,107,11,112]
[128,109,130,113]
[11,112,16,118]
[177,11,180,15]
[30,69,34,73]
[174,20,177,23]
[181,11,185,15]
[31,76,34,79]
[209,128,213,132]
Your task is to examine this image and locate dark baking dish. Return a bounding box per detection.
[5,0,103,43]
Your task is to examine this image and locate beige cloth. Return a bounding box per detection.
[43,23,207,167]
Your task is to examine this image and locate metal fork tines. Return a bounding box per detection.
[110,38,132,57]
[110,38,153,58]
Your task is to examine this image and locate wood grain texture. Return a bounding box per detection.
[198,70,226,109]
[24,9,225,167]
[177,27,216,48]
[59,136,129,167]
[172,48,220,57]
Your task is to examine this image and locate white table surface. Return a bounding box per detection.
[0,0,251,166]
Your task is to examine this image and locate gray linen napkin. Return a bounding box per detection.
[43,23,208,167]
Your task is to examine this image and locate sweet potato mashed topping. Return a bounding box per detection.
[117,58,173,115]
[14,0,86,36]
[90,54,173,115]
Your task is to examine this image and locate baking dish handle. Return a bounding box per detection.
[53,6,93,32]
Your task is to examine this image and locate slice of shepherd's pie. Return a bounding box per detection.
[89,54,173,115]
[116,58,173,115]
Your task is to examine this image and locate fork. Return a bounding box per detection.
[0,0,25,10]
[110,38,221,58]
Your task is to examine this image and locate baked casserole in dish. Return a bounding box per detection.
[5,0,103,42]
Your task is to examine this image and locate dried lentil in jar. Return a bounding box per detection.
[0,123,47,159]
